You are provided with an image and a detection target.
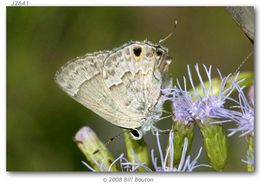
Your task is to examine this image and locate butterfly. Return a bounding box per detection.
[55,40,172,140]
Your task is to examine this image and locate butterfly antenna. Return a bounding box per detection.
[162,110,172,114]
[232,51,253,77]
[105,130,128,146]
[159,20,178,44]
[158,114,172,121]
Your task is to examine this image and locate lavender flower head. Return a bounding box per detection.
[151,131,210,172]
[228,83,254,137]
[188,64,240,123]
[162,77,195,124]
[162,64,239,125]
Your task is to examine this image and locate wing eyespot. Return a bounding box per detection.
[133,47,142,57]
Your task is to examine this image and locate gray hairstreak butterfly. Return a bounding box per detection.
[55,41,172,139]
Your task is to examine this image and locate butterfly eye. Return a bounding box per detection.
[133,47,142,57]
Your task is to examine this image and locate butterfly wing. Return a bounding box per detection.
[55,41,171,129]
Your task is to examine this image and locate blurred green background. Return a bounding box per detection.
[7,7,253,171]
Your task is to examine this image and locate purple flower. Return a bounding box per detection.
[151,131,210,172]
[228,83,254,137]
[162,77,195,124]
[162,64,239,125]
[188,64,240,123]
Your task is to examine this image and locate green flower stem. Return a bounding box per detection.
[75,126,118,171]
[123,129,150,171]
[198,121,228,171]
[246,134,254,172]
[168,121,194,165]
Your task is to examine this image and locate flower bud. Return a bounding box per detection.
[75,126,118,171]
[198,120,227,171]
[169,121,194,165]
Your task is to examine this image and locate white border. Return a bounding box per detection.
[1,1,259,186]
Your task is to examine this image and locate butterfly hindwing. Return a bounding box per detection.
[55,41,172,129]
